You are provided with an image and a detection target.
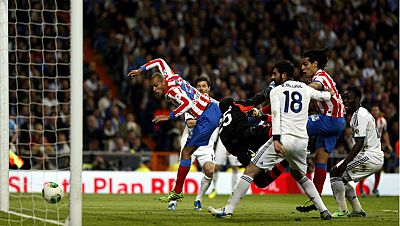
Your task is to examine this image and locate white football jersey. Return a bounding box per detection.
[350,107,382,156]
[270,80,331,139]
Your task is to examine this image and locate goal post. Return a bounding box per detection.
[70,0,83,225]
[0,0,82,225]
[0,0,9,213]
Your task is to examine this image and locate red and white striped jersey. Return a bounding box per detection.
[375,116,387,138]
[142,58,211,119]
[312,69,345,118]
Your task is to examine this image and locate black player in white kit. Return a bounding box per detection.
[329,86,384,218]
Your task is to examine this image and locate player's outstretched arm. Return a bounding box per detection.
[127,68,142,78]
[152,114,171,123]
[128,58,176,79]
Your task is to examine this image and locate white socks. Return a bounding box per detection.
[298,176,328,212]
[195,175,212,201]
[345,182,363,212]
[212,171,219,191]
[331,177,364,213]
[330,177,348,212]
[225,174,252,214]
[231,170,239,190]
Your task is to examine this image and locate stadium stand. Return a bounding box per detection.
[80,0,396,172]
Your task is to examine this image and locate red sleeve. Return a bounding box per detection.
[167,88,192,119]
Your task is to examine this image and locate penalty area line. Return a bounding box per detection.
[382,209,398,213]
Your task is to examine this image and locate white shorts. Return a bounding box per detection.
[252,135,308,174]
[180,126,216,167]
[215,136,241,167]
[339,153,384,182]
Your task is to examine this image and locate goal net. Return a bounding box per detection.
[0,0,82,225]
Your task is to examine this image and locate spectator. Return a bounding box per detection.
[92,155,107,170]
[113,136,130,153]
[10,1,397,171]
[83,115,103,151]
[135,160,152,172]
[103,118,117,152]
[81,0,398,172]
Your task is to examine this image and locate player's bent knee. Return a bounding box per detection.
[203,162,215,177]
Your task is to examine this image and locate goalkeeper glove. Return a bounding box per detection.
[247,108,262,117]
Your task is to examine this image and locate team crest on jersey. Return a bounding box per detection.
[354,129,359,135]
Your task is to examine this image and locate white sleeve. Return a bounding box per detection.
[270,88,281,136]
[142,58,176,80]
[353,111,367,138]
[307,86,331,101]
[184,113,195,122]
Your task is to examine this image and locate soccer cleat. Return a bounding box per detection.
[331,210,350,217]
[348,210,366,217]
[158,191,184,203]
[296,200,318,212]
[207,206,232,218]
[208,189,217,199]
[194,200,202,211]
[360,189,367,198]
[320,210,332,220]
[167,201,177,211]
[372,189,380,197]
[207,206,224,215]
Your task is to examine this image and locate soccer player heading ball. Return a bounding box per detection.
[128,58,221,202]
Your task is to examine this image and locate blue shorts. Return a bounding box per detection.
[186,102,221,147]
[307,114,346,153]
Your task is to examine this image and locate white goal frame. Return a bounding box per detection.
[0,0,82,225]
[0,0,9,214]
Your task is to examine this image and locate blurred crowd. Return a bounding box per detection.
[8,0,71,170]
[8,0,399,172]
[82,0,398,172]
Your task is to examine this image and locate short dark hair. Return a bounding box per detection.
[195,76,211,87]
[273,60,294,78]
[371,103,380,109]
[219,96,235,112]
[301,49,328,69]
[346,86,362,99]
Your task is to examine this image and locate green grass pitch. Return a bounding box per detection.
[0,194,398,225]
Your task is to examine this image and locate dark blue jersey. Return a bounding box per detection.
[219,97,271,166]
